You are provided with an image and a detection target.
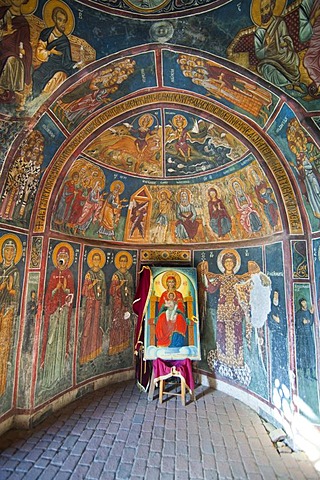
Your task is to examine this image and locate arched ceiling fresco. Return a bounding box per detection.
[0,0,319,244]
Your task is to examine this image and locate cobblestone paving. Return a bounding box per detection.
[0,381,319,479]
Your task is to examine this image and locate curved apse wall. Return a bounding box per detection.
[0,1,319,455]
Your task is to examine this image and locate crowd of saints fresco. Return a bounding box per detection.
[0,0,320,430]
[33,241,136,406]
[50,156,282,244]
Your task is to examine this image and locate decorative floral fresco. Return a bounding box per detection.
[0,0,319,439]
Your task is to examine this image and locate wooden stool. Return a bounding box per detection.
[159,366,187,406]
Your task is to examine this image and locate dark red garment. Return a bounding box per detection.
[153,358,194,391]
[133,266,152,391]
[0,7,32,86]
[133,266,152,350]
[41,267,74,366]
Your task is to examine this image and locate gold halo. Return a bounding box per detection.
[87,248,106,269]
[157,188,172,201]
[248,167,263,186]
[161,270,182,289]
[52,242,74,269]
[229,176,245,194]
[0,234,22,264]
[110,180,125,194]
[138,114,154,128]
[217,249,241,274]
[251,0,286,27]
[43,0,75,36]
[176,188,191,204]
[114,251,133,270]
[172,114,188,129]
[207,184,221,198]
[21,0,38,15]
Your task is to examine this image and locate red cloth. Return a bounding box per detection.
[133,266,152,350]
[153,358,194,391]
[155,310,187,347]
[132,266,152,391]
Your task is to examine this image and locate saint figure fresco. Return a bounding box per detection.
[108,251,134,355]
[0,235,22,396]
[79,248,106,365]
[32,1,83,99]
[40,242,75,390]
[0,0,35,112]
[200,249,271,386]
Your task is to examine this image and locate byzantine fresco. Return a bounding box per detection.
[195,246,272,400]
[77,246,137,384]
[51,156,282,243]
[0,231,27,416]
[291,239,309,279]
[163,50,278,128]
[17,271,40,409]
[293,282,320,419]
[85,111,163,177]
[0,0,319,431]
[84,110,247,178]
[268,105,320,232]
[265,242,290,413]
[228,0,320,112]
[195,242,292,410]
[0,121,65,229]
[0,0,320,121]
[0,120,23,171]
[35,239,80,406]
[0,0,95,116]
[51,52,156,132]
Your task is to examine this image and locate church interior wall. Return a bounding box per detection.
[0,0,319,451]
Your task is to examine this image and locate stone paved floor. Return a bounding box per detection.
[0,380,319,479]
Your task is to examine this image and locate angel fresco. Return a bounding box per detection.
[0,0,36,112]
[199,249,271,387]
[166,114,192,161]
[164,113,246,177]
[0,234,22,397]
[53,59,136,130]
